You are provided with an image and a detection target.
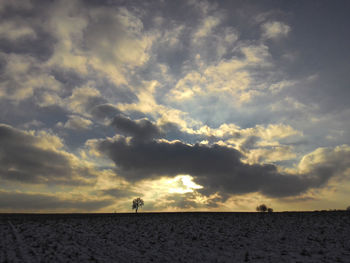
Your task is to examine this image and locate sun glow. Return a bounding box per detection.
[168,175,203,194]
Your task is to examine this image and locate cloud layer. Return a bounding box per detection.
[0,124,96,185]
[94,117,349,200]
[1,0,350,211]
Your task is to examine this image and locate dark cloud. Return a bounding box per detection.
[240,136,260,152]
[80,95,108,114]
[110,115,200,144]
[97,136,334,198]
[0,124,96,185]
[50,68,87,95]
[0,99,68,129]
[111,115,161,141]
[98,138,241,179]
[0,30,54,62]
[159,121,199,143]
[90,104,121,121]
[0,190,113,211]
[0,0,55,62]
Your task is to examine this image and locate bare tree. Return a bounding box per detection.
[132,197,144,213]
[256,204,267,212]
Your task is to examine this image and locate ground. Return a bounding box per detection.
[1,212,350,262]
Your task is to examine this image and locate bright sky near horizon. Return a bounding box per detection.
[1,0,350,212]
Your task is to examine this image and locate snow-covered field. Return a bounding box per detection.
[1,212,350,262]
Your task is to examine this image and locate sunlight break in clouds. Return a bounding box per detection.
[1,0,350,212]
[168,175,203,194]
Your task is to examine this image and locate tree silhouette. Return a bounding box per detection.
[256,204,267,212]
[132,197,144,213]
[256,204,274,212]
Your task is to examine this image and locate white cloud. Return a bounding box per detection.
[254,123,302,141]
[298,145,350,177]
[180,122,302,165]
[46,1,155,86]
[245,146,297,164]
[168,44,271,103]
[186,122,301,143]
[118,80,202,132]
[32,130,65,152]
[158,24,185,48]
[269,80,296,94]
[261,21,290,39]
[168,175,203,194]
[62,115,93,130]
[0,53,62,102]
[0,21,36,40]
[66,84,102,115]
[46,0,89,74]
[193,16,221,41]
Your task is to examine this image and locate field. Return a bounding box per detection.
[1,212,350,262]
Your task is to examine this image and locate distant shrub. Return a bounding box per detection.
[347,206,350,211]
[256,204,267,212]
[256,204,274,212]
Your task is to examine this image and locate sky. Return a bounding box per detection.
[1,0,350,213]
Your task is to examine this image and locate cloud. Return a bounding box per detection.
[21,120,44,129]
[100,188,139,199]
[0,0,349,212]
[298,145,350,177]
[144,191,216,211]
[261,21,290,39]
[168,122,302,165]
[85,7,153,67]
[187,0,216,16]
[47,1,155,85]
[0,0,32,12]
[0,123,97,185]
[60,115,93,130]
[90,104,121,121]
[118,80,202,132]
[163,192,202,210]
[167,44,272,104]
[97,137,242,181]
[105,113,303,167]
[245,146,297,164]
[0,21,36,41]
[0,190,113,211]
[111,115,161,141]
[66,84,106,115]
[168,174,203,194]
[193,15,221,41]
[196,123,301,141]
[96,134,348,198]
[0,53,62,102]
